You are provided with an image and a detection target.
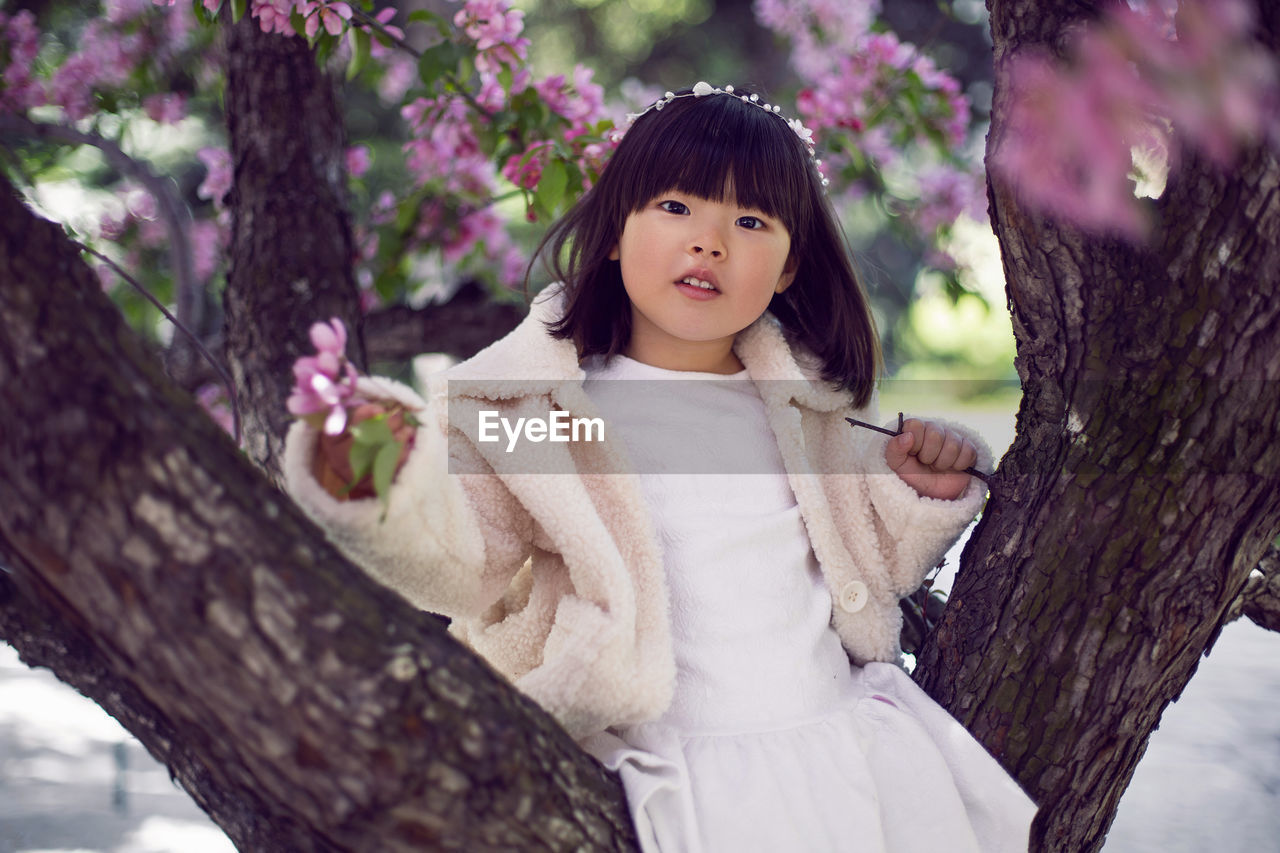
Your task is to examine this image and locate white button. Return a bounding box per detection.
[838,581,869,613]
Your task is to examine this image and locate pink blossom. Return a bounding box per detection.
[99,209,131,241]
[502,141,551,191]
[109,0,157,21]
[251,0,301,36]
[197,147,233,208]
[442,208,505,264]
[497,245,527,289]
[302,1,353,38]
[346,145,370,178]
[1,11,46,113]
[912,166,984,234]
[48,21,142,120]
[377,53,416,103]
[287,318,359,435]
[992,50,1151,238]
[993,0,1278,236]
[144,93,188,124]
[454,0,525,51]
[368,7,405,58]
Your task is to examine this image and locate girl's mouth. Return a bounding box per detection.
[676,275,719,294]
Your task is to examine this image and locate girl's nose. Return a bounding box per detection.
[689,232,725,259]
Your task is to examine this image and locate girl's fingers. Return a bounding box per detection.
[917,424,946,466]
[899,419,978,472]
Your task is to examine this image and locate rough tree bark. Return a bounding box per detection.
[0,176,639,851]
[223,14,364,483]
[914,2,1280,851]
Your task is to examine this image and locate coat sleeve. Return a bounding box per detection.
[282,375,533,619]
[855,413,993,597]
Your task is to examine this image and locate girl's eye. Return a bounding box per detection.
[658,200,689,215]
[737,216,766,230]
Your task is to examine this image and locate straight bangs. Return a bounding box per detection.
[609,92,815,244]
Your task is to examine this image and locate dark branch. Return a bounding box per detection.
[364,280,524,364]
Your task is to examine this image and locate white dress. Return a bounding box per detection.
[578,355,1036,853]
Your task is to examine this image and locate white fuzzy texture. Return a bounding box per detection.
[283,288,989,738]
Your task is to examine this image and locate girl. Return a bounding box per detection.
[285,83,1036,852]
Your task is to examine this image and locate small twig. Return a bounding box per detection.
[83,246,242,446]
[845,412,991,483]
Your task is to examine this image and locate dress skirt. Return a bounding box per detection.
[582,661,1036,853]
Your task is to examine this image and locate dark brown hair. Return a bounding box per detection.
[533,86,881,407]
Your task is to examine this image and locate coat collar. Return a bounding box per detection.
[444,284,855,414]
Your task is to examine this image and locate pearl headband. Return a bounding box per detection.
[624,81,828,187]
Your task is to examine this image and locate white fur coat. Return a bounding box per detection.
[284,288,991,739]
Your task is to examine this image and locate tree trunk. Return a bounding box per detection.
[914,2,1280,851]
[0,178,638,851]
[223,15,364,483]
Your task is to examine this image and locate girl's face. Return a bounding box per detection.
[609,190,795,374]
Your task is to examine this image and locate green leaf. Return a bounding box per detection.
[372,440,401,501]
[345,440,379,492]
[314,33,336,64]
[290,7,308,38]
[347,27,370,80]
[418,41,462,87]
[194,1,219,25]
[351,416,394,447]
[231,0,247,22]
[409,9,449,35]
[535,158,569,218]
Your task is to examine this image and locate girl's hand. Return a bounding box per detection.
[884,418,977,501]
[311,401,416,501]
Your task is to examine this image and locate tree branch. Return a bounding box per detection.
[0,172,639,851]
[364,280,524,364]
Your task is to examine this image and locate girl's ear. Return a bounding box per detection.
[775,254,798,294]
[609,243,620,261]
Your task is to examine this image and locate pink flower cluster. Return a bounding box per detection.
[754,0,878,79]
[248,0,399,41]
[52,20,144,119]
[0,10,44,114]
[910,166,986,238]
[795,36,971,157]
[453,0,530,74]
[993,0,1279,237]
[391,0,612,287]
[287,318,361,435]
[502,140,552,190]
[754,0,979,244]
[197,147,233,209]
[3,3,197,120]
